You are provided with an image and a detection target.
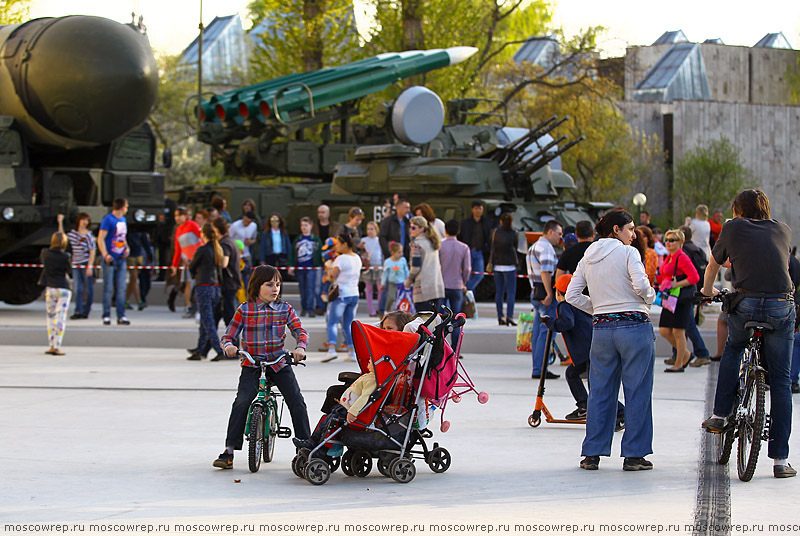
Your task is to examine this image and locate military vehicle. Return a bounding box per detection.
[191,47,609,230]
[0,15,164,305]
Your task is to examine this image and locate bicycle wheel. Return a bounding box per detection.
[263,403,277,463]
[737,368,766,482]
[248,407,264,473]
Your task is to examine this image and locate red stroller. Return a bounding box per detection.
[293,308,479,485]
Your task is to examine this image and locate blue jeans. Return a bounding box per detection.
[315,270,329,312]
[582,320,655,458]
[296,268,316,313]
[466,249,484,292]
[72,267,94,316]
[195,285,222,356]
[102,257,127,319]
[791,332,800,384]
[531,297,557,375]
[444,288,464,348]
[327,295,358,348]
[713,297,794,459]
[494,270,517,320]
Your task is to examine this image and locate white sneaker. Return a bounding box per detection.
[345,349,357,362]
[322,348,338,362]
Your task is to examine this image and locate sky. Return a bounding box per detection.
[27,0,800,58]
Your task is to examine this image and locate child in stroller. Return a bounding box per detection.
[292,308,466,485]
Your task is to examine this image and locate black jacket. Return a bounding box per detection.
[190,243,221,285]
[458,216,496,257]
[41,248,71,289]
[219,235,241,291]
[379,214,410,259]
[490,228,519,267]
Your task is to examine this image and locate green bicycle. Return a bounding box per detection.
[240,350,300,473]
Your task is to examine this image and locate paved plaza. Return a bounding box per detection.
[1,297,798,536]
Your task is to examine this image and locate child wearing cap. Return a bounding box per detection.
[541,274,624,427]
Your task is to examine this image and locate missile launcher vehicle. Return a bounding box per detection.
[0,15,164,305]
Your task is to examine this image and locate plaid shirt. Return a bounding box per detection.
[221,299,308,372]
[526,237,557,284]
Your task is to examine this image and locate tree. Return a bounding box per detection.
[0,0,29,25]
[247,0,363,78]
[148,54,224,187]
[673,137,752,219]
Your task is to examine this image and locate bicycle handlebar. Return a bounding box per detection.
[694,289,730,304]
[237,349,304,367]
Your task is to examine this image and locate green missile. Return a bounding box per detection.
[200,47,477,128]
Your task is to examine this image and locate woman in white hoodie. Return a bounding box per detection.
[566,209,656,472]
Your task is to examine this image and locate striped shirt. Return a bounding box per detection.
[66,229,96,266]
[221,299,308,372]
[526,237,557,284]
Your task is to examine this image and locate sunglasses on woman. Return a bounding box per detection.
[664,238,679,243]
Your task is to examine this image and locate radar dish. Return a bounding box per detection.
[391,86,444,145]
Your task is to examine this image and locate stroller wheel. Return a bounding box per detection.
[452,395,462,403]
[304,459,331,485]
[327,456,340,473]
[351,451,373,477]
[341,450,355,476]
[440,421,451,433]
[427,447,451,473]
[377,458,392,477]
[478,392,489,404]
[389,458,416,483]
[292,448,309,478]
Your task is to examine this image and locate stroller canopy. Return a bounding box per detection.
[351,321,421,377]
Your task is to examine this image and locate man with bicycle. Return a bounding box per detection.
[700,189,796,478]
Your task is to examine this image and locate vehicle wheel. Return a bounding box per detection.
[248,408,263,473]
[351,451,372,477]
[291,455,303,478]
[264,405,277,463]
[389,457,416,483]
[478,392,489,404]
[440,421,451,433]
[452,395,462,403]
[528,413,541,428]
[427,447,451,473]
[377,458,392,477]
[304,459,331,485]
[717,426,735,465]
[328,456,340,473]
[737,368,766,482]
[292,448,309,479]
[341,450,355,476]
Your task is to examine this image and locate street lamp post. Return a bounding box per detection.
[632,192,647,222]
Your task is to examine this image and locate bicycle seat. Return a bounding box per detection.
[744,321,774,332]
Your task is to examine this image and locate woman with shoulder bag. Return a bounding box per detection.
[491,213,520,326]
[42,231,72,356]
[404,216,445,314]
[657,229,699,372]
[187,223,229,361]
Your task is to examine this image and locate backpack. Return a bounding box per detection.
[415,335,458,401]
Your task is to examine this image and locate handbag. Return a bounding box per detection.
[462,289,477,319]
[531,281,548,301]
[326,283,340,302]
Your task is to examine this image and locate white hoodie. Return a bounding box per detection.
[566,238,656,316]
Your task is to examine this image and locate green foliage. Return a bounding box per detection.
[247,0,364,78]
[673,137,752,219]
[0,0,29,25]
[148,54,224,187]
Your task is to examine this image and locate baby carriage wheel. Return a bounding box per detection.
[351,451,373,477]
[427,447,451,473]
[440,420,451,433]
[478,392,489,404]
[528,413,542,428]
[452,394,462,403]
[389,458,416,483]
[304,459,331,485]
[341,450,355,476]
[292,448,310,478]
[327,456,340,473]
[377,458,392,477]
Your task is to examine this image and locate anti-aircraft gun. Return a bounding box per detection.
[0,15,163,305]
[193,48,610,236]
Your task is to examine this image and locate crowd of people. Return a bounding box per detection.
[38,189,798,477]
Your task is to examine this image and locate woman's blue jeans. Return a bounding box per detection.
[327,295,358,348]
[72,267,94,316]
[582,320,655,458]
[714,296,795,459]
[493,269,517,319]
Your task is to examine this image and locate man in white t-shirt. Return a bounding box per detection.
[229,211,258,288]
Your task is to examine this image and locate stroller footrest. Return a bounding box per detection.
[277,427,292,438]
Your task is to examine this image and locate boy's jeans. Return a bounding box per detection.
[296,268,316,313]
[102,257,127,319]
[582,320,655,458]
[714,297,794,459]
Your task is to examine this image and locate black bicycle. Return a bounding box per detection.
[698,291,769,482]
[239,350,303,473]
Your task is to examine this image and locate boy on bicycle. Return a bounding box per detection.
[213,265,312,470]
[700,189,796,478]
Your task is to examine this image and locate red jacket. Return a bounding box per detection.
[657,250,699,286]
[172,220,202,267]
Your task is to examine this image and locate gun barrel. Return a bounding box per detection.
[523,135,585,176]
[506,135,567,174]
